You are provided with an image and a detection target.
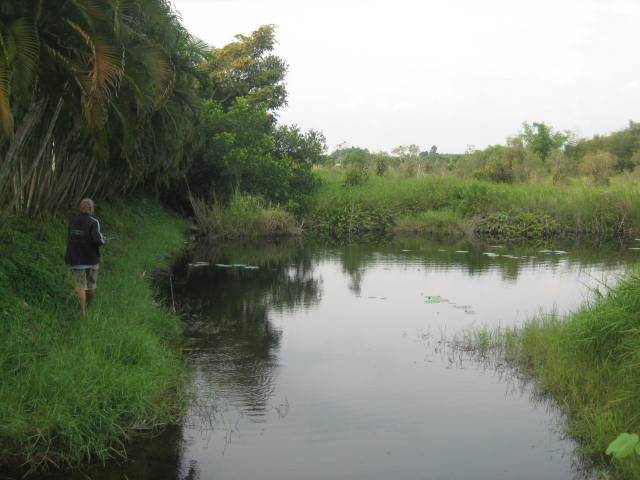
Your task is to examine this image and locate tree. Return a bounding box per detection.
[0,0,207,216]
[521,122,568,161]
[198,25,287,112]
[272,125,327,166]
[579,151,616,185]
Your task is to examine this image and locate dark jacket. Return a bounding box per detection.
[64,213,105,266]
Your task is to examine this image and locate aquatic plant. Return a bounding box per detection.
[606,433,640,459]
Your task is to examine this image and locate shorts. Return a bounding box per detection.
[71,265,99,291]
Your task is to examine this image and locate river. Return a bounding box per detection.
[66,236,640,479]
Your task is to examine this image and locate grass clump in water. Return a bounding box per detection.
[0,197,188,474]
[190,192,301,239]
[464,273,640,479]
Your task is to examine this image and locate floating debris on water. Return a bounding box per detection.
[425,296,448,303]
[215,263,259,269]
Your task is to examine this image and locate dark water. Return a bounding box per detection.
[67,237,640,479]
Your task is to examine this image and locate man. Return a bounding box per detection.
[65,198,106,314]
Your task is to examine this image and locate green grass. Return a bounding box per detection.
[462,272,640,479]
[190,192,301,239]
[0,197,189,473]
[307,170,640,240]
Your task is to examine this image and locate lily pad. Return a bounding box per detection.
[188,262,209,267]
[425,296,448,304]
[606,433,639,459]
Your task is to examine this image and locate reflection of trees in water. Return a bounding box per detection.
[339,246,369,295]
[161,239,321,417]
[306,236,635,287]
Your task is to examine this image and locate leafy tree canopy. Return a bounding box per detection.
[198,24,287,112]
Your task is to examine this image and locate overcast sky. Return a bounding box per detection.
[171,0,640,154]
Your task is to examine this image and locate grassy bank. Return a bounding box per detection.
[307,170,640,240]
[461,272,640,479]
[190,192,302,239]
[0,197,189,474]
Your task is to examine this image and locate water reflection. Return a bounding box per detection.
[39,237,640,480]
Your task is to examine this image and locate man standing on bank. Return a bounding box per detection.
[65,198,106,314]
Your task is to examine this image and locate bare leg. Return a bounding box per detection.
[86,289,96,309]
[76,289,87,314]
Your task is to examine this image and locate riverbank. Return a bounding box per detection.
[0,197,189,475]
[306,171,640,241]
[461,270,640,479]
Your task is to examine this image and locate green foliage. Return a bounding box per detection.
[579,151,617,185]
[190,192,301,239]
[197,25,287,111]
[344,166,369,186]
[520,122,568,161]
[187,98,322,212]
[607,433,640,459]
[310,204,393,238]
[372,152,390,176]
[0,198,188,472]
[453,181,491,216]
[488,268,640,479]
[0,0,208,216]
[474,210,560,240]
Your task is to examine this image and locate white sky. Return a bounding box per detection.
[171,0,640,154]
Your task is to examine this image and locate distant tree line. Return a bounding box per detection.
[328,121,640,187]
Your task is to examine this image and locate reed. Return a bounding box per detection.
[308,170,640,240]
[463,272,640,479]
[190,192,301,239]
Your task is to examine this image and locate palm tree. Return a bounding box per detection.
[0,0,207,217]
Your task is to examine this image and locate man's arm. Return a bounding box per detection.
[90,218,106,246]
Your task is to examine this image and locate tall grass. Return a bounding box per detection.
[190,192,301,239]
[463,272,640,479]
[308,170,640,239]
[0,197,188,473]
